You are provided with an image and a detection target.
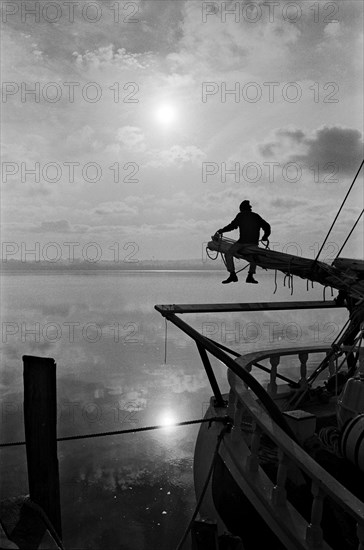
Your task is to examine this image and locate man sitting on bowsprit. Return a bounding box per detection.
[216,200,271,284]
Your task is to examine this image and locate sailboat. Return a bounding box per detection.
[155,162,364,549]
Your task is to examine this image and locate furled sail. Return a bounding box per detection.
[208,236,364,301]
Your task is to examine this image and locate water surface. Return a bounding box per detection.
[0,271,347,549]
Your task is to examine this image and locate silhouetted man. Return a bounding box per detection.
[216,200,271,284]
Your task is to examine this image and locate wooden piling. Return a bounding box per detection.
[23,355,62,538]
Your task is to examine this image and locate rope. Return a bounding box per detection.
[175,420,232,550]
[323,286,327,302]
[334,355,339,397]
[235,263,250,275]
[164,318,168,364]
[314,159,364,262]
[307,316,358,384]
[334,207,364,260]
[331,317,352,348]
[317,261,364,301]
[274,269,278,294]
[287,259,293,296]
[0,416,228,448]
[206,246,219,261]
[331,332,363,375]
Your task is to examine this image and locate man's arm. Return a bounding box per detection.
[259,217,271,240]
[217,215,239,234]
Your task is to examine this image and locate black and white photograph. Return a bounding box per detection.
[1,1,363,548]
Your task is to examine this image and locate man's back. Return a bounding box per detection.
[222,211,270,244]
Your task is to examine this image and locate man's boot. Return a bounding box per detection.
[246,273,258,284]
[222,272,238,284]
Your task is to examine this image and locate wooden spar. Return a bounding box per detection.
[23,355,62,539]
[207,238,364,300]
[155,300,345,315]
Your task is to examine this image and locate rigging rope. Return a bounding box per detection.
[0,416,228,448]
[274,269,278,294]
[334,207,364,260]
[314,159,364,262]
[323,286,327,302]
[164,317,168,364]
[307,316,356,384]
[296,333,362,408]
[331,331,363,376]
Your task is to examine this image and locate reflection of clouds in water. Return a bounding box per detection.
[161,370,207,393]
[79,465,151,492]
[145,363,209,394]
[118,389,147,411]
[76,452,194,493]
[105,385,123,396]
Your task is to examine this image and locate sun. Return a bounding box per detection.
[154,103,178,126]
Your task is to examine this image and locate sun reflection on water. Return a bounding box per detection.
[158,409,177,433]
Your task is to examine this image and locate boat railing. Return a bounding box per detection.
[233,346,334,395]
[227,348,364,550]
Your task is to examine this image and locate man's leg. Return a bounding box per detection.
[222,242,242,284]
[246,258,258,283]
[248,259,256,274]
[225,242,243,273]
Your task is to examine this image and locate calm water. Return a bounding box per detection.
[0,271,347,549]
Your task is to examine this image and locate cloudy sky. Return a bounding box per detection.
[1,0,363,261]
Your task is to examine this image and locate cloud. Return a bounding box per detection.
[92,201,138,217]
[324,22,342,38]
[116,126,146,152]
[36,219,72,232]
[259,125,363,174]
[146,145,205,167]
[167,1,301,77]
[259,128,307,158]
[270,198,308,209]
[149,218,211,234]
[73,45,154,70]
[65,125,100,152]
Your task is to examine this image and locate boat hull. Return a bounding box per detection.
[194,401,285,549]
[194,400,361,550]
